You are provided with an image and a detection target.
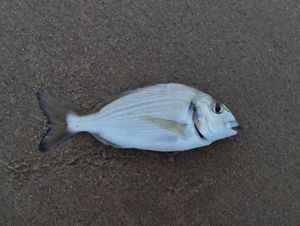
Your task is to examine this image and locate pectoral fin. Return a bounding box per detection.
[143,116,187,136]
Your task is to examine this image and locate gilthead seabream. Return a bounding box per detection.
[37,83,239,152]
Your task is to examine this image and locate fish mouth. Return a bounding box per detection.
[225,121,239,131]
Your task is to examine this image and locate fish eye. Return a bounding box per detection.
[212,102,224,114]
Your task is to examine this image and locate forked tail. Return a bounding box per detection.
[37,92,76,152]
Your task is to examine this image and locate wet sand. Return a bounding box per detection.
[0,1,299,225]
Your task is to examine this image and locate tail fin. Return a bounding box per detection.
[37,92,75,152]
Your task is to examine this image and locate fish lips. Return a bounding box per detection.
[225,121,239,131]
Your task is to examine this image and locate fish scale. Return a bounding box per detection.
[100,91,192,118]
[101,99,189,126]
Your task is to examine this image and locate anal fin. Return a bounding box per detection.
[91,133,121,148]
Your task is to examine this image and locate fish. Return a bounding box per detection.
[37,83,239,152]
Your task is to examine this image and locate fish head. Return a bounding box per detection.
[193,95,239,142]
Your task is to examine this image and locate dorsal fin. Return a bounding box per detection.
[89,90,133,114]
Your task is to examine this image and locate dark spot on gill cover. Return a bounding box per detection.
[189,102,207,140]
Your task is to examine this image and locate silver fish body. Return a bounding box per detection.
[38,83,238,152]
